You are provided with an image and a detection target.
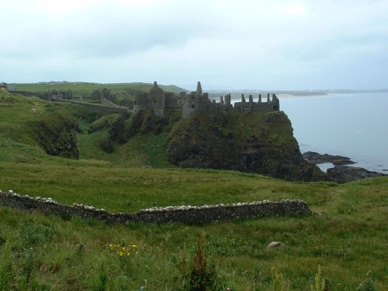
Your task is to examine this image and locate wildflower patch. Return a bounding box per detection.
[109,244,139,257]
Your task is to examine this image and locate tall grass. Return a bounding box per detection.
[1,161,387,289]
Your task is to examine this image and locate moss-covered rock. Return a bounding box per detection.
[167,111,326,181]
[99,136,115,153]
[127,109,168,137]
[29,105,79,159]
[103,109,166,141]
[108,114,128,144]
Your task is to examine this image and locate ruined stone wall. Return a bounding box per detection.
[165,92,182,109]
[234,94,279,113]
[181,83,280,118]
[182,92,215,119]
[132,81,280,119]
[149,81,166,117]
[133,92,148,113]
[182,92,197,118]
[133,82,182,117]
[41,90,74,101]
[0,82,8,91]
[212,93,280,114]
[0,190,312,225]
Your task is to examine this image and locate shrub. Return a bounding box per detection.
[179,235,227,291]
[310,265,327,291]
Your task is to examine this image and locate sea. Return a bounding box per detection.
[228,92,388,173]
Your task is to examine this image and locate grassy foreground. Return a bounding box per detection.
[1,160,387,290]
[0,91,387,289]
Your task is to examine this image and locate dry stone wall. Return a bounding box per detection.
[0,190,312,225]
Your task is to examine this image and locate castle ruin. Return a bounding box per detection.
[134,81,280,119]
[133,81,182,117]
[7,80,279,118]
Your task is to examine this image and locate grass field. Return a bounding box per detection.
[0,91,387,290]
[10,81,185,101]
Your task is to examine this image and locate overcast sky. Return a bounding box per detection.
[1,0,387,90]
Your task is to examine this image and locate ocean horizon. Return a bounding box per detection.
[279,92,388,173]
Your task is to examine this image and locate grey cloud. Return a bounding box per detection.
[1,0,388,89]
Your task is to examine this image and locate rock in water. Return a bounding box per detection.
[327,166,386,183]
[303,151,356,165]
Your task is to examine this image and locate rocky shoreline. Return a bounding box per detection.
[326,166,386,183]
[302,151,356,166]
[303,151,386,183]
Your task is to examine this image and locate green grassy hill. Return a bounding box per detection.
[0,91,387,290]
[10,81,185,101]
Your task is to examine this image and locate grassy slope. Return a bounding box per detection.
[11,82,185,100]
[0,92,387,289]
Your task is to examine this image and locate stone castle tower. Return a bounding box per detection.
[133,81,166,117]
[182,81,213,119]
[148,81,166,117]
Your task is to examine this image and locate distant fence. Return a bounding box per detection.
[0,190,312,225]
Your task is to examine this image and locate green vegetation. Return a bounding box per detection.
[10,81,185,101]
[0,91,387,289]
[167,111,324,181]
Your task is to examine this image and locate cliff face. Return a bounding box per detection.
[167,111,325,181]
